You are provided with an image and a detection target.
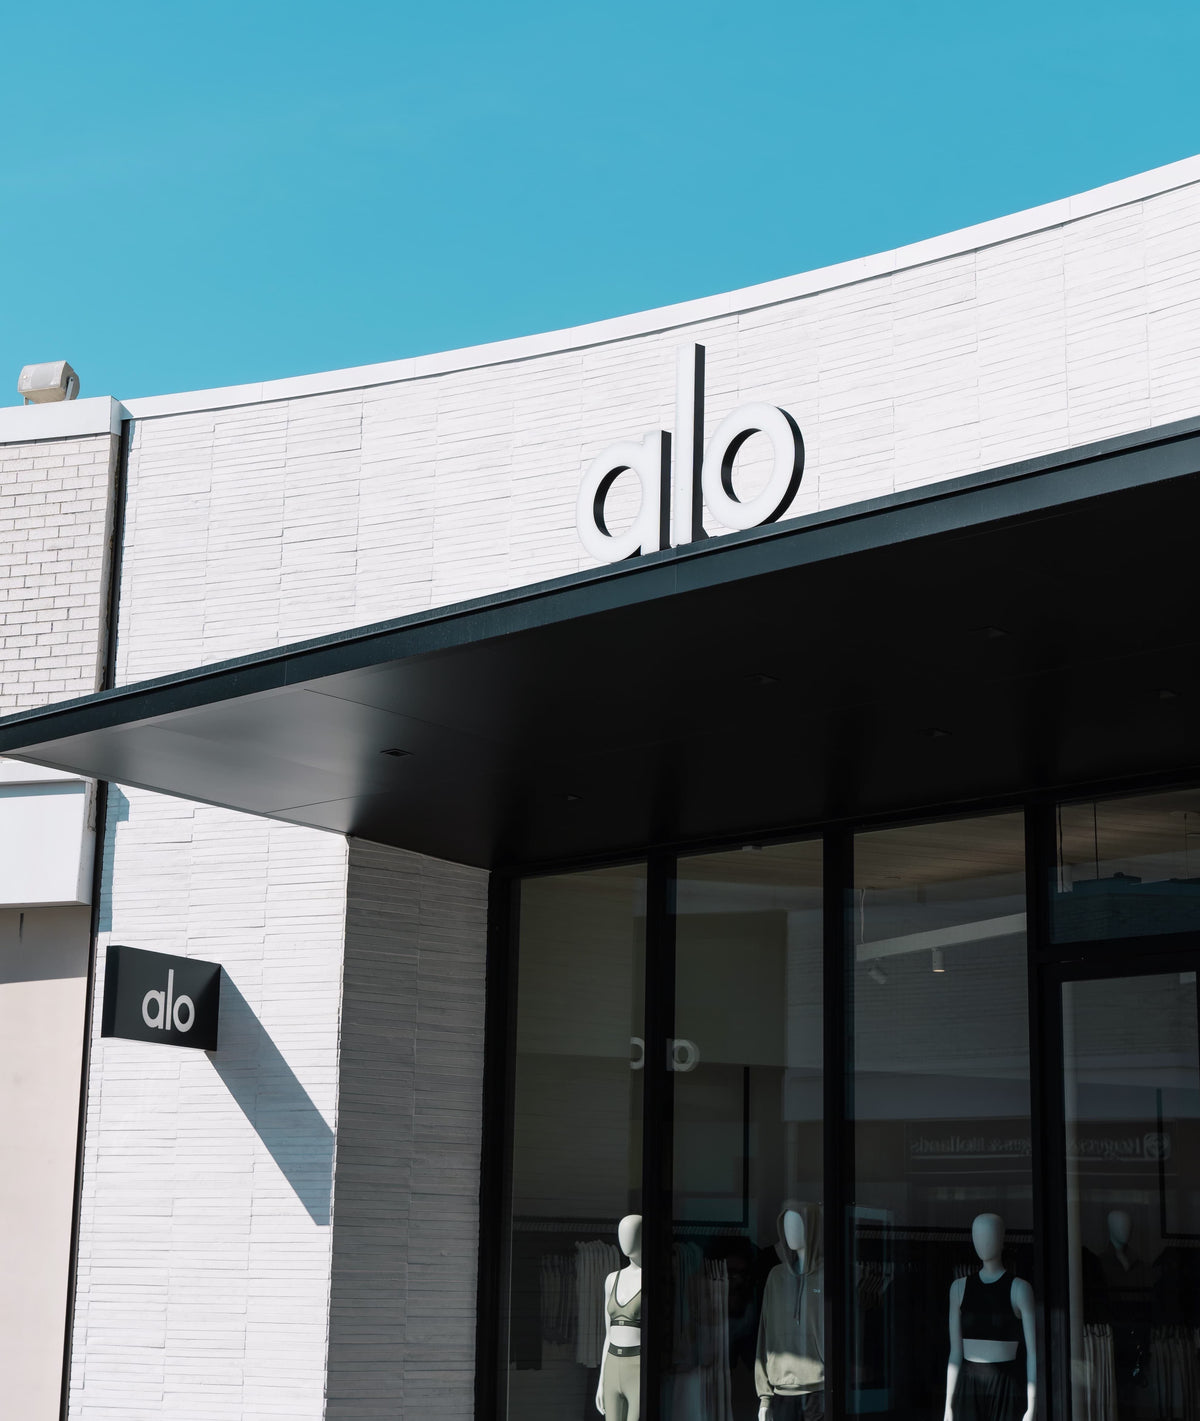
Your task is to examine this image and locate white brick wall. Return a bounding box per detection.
[70,792,347,1421]
[113,177,1200,684]
[0,432,117,711]
[327,841,488,1419]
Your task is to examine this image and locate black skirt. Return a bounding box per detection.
[954,1360,1025,1421]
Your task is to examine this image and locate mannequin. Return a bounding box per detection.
[945,1214,1035,1421]
[1102,1209,1151,1405]
[596,1214,642,1420]
[756,1202,824,1421]
[1107,1210,1134,1271]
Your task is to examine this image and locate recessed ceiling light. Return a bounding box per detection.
[380,747,412,758]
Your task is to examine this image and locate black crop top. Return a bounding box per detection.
[961,1270,1021,1343]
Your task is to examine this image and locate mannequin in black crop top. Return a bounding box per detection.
[945,1214,1037,1421]
[960,1272,1022,1344]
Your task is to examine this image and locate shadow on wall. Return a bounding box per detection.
[96,786,333,1223]
[95,786,129,935]
[209,973,335,1227]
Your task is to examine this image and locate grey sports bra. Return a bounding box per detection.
[608,1277,641,1328]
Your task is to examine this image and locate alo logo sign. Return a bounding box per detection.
[577,342,804,563]
[141,967,195,1034]
[101,944,221,1051]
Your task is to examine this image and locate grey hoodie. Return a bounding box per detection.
[755,1200,825,1399]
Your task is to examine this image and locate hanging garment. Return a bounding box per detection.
[1149,1325,1200,1421]
[699,1258,734,1421]
[1083,1323,1116,1421]
[576,1240,622,1368]
[539,1252,577,1347]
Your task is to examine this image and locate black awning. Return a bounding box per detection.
[5,419,1200,869]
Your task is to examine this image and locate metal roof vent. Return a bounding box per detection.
[18,360,80,404]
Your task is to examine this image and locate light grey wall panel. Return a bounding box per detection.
[327,840,488,1419]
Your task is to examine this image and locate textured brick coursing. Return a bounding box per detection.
[113,180,1200,685]
[326,841,488,1420]
[69,792,347,1421]
[0,433,118,711]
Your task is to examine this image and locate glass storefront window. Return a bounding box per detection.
[850,814,1033,1421]
[1061,969,1200,1421]
[665,841,824,1421]
[1054,788,1200,942]
[506,863,646,1421]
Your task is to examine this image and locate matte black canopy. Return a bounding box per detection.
[4,419,1200,869]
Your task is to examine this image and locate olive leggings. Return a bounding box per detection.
[602,1348,640,1420]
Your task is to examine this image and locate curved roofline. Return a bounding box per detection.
[82,152,1200,421]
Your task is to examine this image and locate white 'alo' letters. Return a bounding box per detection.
[142,967,196,1033]
[577,343,804,563]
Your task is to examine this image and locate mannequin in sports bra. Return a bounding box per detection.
[944,1214,1036,1421]
[596,1214,642,1420]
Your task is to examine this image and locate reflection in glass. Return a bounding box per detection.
[1061,972,1200,1421]
[851,813,1032,1421]
[666,840,824,1421]
[507,864,646,1421]
[1054,788,1200,941]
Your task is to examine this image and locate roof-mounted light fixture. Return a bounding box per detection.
[18,360,79,404]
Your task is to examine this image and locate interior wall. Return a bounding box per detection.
[326,839,488,1420]
[0,906,91,1421]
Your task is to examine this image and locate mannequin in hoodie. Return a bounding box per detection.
[756,1202,824,1421]
[596,1214,642,1420]
[944,1214,1036,1421]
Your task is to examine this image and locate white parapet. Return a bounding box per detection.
[0,760,93,906]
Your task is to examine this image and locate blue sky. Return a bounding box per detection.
[2,0,1199,403]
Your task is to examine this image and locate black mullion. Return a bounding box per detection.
[823,829,853,1421]
[1033,814,1074,1421]
[475,872,521,1421]
[1041,973,1071,1421]
[1025,804,1058,1421]
[641,852,676,1421]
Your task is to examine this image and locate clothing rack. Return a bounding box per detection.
[512,1216,623,1234]
[675,1222,752,1238]
[855,1224,1034,1244]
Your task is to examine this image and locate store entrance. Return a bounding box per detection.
[1056,956,1200,1421]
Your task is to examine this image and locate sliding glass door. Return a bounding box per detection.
[1057,962,1200,1421]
